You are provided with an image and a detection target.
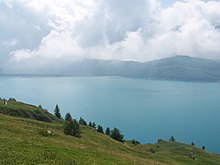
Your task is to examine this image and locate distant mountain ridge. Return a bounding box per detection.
[65,56,220,82]
[2,56,220,82]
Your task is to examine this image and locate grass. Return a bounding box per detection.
[0,100,61,122]
[1,101,220,164]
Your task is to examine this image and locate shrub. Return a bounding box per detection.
[149,148,155,153]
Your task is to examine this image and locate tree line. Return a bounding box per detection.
[54,104,124,142]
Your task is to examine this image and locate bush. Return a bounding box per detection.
[63,120,81,137]
[149,148,155,153]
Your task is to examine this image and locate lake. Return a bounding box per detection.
[0,76,220,153]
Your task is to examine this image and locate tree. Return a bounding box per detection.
[110,128,124,142]
[63,119,81,137]
[202,146,205,150]
[54,104,61,119]
[79,117,87,126]
[92,122,96,128]
[191,142,195,146]
[169,135,175,142]
[89,122,92,127]
[97,125,104,133]
[131,139,140,145]
[8,97,16,102]
[105,127,110,136]
[65,112,72,121]
[38,105,42,109]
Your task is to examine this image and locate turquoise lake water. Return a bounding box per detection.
[0,76,220,153]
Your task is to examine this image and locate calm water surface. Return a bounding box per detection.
[0,76,220,153]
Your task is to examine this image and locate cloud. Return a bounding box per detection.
[1,0,220,73]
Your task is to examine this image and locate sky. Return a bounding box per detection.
[0,0,220,73]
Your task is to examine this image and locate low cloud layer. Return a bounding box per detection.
[1,0,220,73]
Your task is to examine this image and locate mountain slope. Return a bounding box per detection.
[1,101,220,164]
[65,56,220,81]
[140,56,220,81]
[0,100,60,122]
[2,56,220,82]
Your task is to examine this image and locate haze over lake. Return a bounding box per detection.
[1,76,220,153]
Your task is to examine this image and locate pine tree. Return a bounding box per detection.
[54,104,61,118]
[191,142,195,146]
[79,117,87,126]
[65,112,72,121]
[110,128,124,142]
[105,127,110,136]
[63,119,81,137]
[169,135,175,142]
[97,125,104,133]
[89,122,92,127]
[202,146,206,150]
[92,122,96,128]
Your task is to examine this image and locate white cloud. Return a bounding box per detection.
[1,0,220,72]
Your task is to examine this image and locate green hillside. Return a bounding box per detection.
[0,99,60,122]
[0,100,220,165]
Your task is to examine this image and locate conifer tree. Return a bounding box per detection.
[63,119,81,137]
[79,117,87,126]
[105,127,110,136]
[54,104,61,118]
[65,112,72,121]
[92,122,96,128]
[97,125,104,133]
[89,121,92,127]
[110,128,124,142]
[169,135,175,142]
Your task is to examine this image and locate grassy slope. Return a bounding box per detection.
[0,100,60,122]
[0,102,220,165]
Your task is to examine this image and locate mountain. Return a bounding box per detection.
[140,56,220,81]
[3,56,220,82]
[1,100,220,164]
[66,56,220,82]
